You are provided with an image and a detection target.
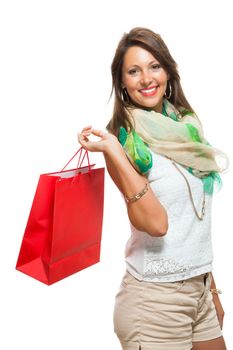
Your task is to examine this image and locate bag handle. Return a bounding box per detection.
[61,147,91,172]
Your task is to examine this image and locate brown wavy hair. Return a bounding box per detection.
[106,27,196,136]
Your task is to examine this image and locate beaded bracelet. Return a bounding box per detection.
[210,288,222,295]
[125,182,149,203]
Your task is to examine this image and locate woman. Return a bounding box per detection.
[78,27,228,350]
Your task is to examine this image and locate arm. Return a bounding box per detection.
[104,142,168,237]
[210,272,225,329]
[78,127,168,237]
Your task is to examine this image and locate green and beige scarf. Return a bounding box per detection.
[118,99,229,194]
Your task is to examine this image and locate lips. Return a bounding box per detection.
[139,86,158,97]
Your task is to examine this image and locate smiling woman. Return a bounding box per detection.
[107,27,197,138]
[78,27,228,350]
[121,46,169,113]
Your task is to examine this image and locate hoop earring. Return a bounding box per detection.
[121,88,130,104]
[164,80,172,99]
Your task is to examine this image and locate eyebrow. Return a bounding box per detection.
[126,60,159,69]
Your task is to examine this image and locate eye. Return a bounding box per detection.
[151,64,161,70]
[128,68,138,76]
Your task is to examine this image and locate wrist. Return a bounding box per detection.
[103,140,124,158]
[210,288,222,297]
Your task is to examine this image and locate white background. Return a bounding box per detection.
[1,0,232,348]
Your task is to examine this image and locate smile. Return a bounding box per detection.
[139,86,158,97]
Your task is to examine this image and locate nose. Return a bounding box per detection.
[140,70,153,86]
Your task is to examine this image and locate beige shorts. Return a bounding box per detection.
[113,270,222,350]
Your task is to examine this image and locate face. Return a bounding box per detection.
[122,46,169,113]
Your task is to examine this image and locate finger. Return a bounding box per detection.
[77,133,89,149]
[78,131,90,141]
[217,315,223,329]
[78,133,97,152]
[81,125,92,132]
[221,316,224,329]
[91,129,105,138]
[77,132,86,142]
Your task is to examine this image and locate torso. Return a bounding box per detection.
[124,150,213,282]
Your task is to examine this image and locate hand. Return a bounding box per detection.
[77,125,120,154]
[212,294,225,330]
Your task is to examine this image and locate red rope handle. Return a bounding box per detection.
[61,147,91,172]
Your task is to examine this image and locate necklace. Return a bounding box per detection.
[167,157,206,220]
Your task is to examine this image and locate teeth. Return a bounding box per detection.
[141,87,157,93]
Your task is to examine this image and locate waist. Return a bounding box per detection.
[125,258,213,283]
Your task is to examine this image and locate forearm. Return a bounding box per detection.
[104,145,168,236]
[210,272,216,289]
[77,127,167,236]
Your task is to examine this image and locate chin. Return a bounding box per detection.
[140,101,160,110]
[138,96,162,108]
[146,98,163,111]
[130,95,163,111]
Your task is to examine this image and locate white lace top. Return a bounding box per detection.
[124,150,213,282]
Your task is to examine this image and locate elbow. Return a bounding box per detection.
[148,224,168,237]
[130,218,168,237]
[150,226,168,237]
[128,207,168,237]
[148,214,169,237]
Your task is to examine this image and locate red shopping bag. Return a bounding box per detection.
[16,147,105,285]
